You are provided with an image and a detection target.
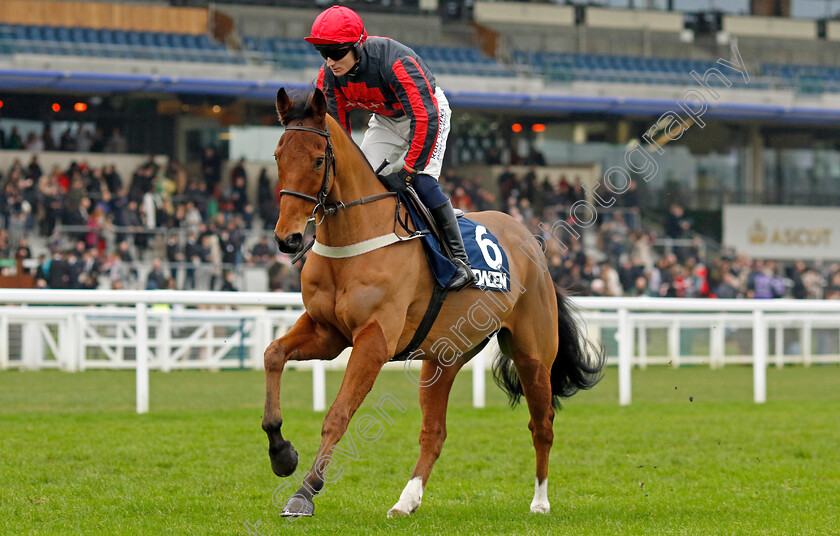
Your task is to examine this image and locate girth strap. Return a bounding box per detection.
[391,284,449,361]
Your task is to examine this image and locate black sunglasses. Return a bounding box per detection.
[315,45,353,62]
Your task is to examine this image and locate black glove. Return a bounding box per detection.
[379,167,416,192]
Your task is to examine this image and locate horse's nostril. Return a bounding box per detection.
[285,233,303,251]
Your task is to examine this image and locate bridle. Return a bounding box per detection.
[276,123,408,263]
[276,125,336,212]
[276,124,396,224]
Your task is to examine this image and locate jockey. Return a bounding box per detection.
[305,6,476,292]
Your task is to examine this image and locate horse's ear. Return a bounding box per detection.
[276,88,292,122]
[310,88,327,120]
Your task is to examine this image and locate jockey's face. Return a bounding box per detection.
[325,48,356,76]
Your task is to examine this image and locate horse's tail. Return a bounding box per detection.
[548,286,606,408]
[492,287,606,410]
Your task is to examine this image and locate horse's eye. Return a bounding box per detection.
[314,157,325,169]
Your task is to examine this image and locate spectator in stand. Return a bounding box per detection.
[41,126,57,151]
[257,168,278,230]
[229,157,247,186]
[7,126,23,150]
[664,203,691,239]
[202,233,222,291]
[713,272,743,299]
[146,258,168,290]
[450,186,474,212]
[497,167,517,212]
[105,128,127,153]
[220,228,242,268]
[59,128,76,152]
[618,256,644,294]
[123,200,148,255]
[183,232,203,290]
[89,127,104,153]
[267,254,301,292]
[598,260,623,297]
[47,250,72,289]
[103,164,122,194]
[220,271,238,292]
[76,128,93,153]
[165,233,183,283]
[231,174,248,215]
[621,181,640,230]
[629,275,651,297]
[25,132,44,152]
[201,146,222,196]
[249,235,273,265]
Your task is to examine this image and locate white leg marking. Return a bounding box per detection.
[530,477,550,514]
[387,476,424,518]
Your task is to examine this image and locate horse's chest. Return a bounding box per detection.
[306,284,388,338]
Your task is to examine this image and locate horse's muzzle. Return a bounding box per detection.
[276,233,303,254]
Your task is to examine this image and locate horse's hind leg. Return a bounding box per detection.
[512,353,555,514]
[387,356,466,518]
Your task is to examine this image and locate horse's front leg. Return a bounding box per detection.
[262,312,348,478]
[281,320,392,517]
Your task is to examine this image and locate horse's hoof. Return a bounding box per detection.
[530,503,550,514]
[281,495,314,518]
[386,507,409,518]
[269,442,299,477]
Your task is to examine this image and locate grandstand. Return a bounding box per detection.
[2,0,840,299]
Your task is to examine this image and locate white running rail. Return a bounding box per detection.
[1,291,839,412]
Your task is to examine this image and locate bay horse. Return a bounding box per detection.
[262,87,605,518]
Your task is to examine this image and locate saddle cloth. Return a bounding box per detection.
[400,192,510,292]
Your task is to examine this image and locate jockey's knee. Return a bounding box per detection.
[412,174,448,209]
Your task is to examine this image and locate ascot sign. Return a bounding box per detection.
[723,205,839,260]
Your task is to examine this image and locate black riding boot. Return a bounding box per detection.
[430,200,477,291]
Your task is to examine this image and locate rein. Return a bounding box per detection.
[277,124,424,263]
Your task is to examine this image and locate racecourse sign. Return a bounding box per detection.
[723,204,840,260]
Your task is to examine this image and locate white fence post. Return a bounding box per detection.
[160,310,172,372]
[802,319,812,367]
[668,320,680,368]
[22,319,41,370]
[136,302,149,414]
[64,315,78,372]
[710,317,725,369]
[752,309,767,404]
[774,320,784,369]
[637,325,647,370]
[312,360,326,411]
[618,307,632,406]
[472,346,486,409]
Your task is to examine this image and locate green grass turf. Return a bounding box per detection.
[1,365,838,535]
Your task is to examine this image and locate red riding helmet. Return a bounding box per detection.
[305,6,367,47]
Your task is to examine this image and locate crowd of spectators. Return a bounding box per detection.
[0,123,128,154]
[0,147,301,292]
[3,145,840,300]
[440,167,840,301]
